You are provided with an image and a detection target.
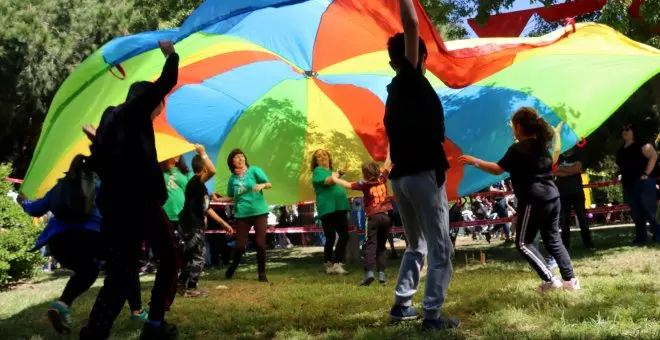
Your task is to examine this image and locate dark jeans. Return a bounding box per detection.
[320,210,349,263]
[364,213,391,272]
[623,178,660,243]
[86,201,180,338]
[516,198,575,282]
[232,215,268,274]
[48,230,102,307]
[206,233,230,266]
[178,230,206,289]
[491,199,511,238]
[559,194,593,248]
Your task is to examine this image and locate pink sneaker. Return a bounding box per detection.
[563,278,581,291]
[537,277,562,294]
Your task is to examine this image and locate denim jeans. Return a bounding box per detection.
[623,178,660,243]
[391,170,453,320]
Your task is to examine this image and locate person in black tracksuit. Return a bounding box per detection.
[81,41,181,340]
[459,107,580,293]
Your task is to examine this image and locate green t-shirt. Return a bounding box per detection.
[227,166,270,219]
[162,168,193,221]
[312,166,350,217]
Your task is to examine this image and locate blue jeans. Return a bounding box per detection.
[623,178,660,243]
[391,170,453,320]
[493,199,511,238]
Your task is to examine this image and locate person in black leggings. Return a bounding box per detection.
[19,156,148,335]
[460,107,580,294]
[310,149,351,275]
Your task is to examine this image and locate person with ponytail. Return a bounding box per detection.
[459,107,580,294]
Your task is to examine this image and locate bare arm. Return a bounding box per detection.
[642,144,658,176]
[384,145,392,171]
[399,0,420,68]
[208,209,234,234]
[552,122,564,164]
[458,155,505,176]
[195,144,216,182]
[332,176,354,190]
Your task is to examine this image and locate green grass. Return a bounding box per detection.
[2,225,660,339]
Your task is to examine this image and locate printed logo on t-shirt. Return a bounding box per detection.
[237,180,247,195]
[368,184,388,206]
[167,174,180,190]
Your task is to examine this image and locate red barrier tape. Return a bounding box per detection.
[203,204,632,234]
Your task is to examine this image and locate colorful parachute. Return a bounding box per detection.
[21,0,660,204]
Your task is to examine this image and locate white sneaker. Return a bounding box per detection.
[325,262,335,275]
[563,278,581,291]
[333,263,348,275]
[537,277,563,294]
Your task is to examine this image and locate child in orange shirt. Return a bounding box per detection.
[333,162,393,286]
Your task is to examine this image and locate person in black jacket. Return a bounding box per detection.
[81,40,181,340]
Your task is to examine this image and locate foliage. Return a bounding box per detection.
[0,164,42,285]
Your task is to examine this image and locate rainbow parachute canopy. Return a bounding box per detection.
[22,0,660,204]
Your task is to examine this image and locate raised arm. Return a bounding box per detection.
[552,122,564,164]
[195,144,216,183]
[399,0,420,67]
[122,40,179,120]
[20,191,52,217]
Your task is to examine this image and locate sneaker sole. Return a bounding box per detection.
[390,314,420,322]
[360,277,375,286]
[47,309,71,334]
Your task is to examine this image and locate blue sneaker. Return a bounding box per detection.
[390,305,419,321]
[422,316,461,331]
[48,301,73,334]
[546,257,558,270]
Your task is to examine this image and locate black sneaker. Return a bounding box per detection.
[359,275,375,286]
[140,320,178,340]
[390,305,419,321]
[422,316,461,331]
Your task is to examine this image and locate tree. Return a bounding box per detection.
[0,0,160,178]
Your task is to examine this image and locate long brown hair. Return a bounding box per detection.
[310,149,333,172]
[511,107,554,145]
[361,162,381,181]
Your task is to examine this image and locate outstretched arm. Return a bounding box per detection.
[400,0,420,68]
[122,40,179,120]
[208,209,234,234]
[459,156,505,176]
[332,175,354,190]
[19,191,51,217]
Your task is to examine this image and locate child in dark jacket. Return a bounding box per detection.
[178,145,234,297]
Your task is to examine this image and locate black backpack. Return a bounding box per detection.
[50,156,97,224]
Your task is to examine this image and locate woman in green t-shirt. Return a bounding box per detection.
[215,148,272,282]
[160,155,194,234]
[311,149,351,275]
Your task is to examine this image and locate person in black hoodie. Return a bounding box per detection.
[81,40,180,340]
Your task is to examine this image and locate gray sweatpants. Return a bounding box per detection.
[391,170,453,320]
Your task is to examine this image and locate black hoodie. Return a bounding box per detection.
[91,53,179,211]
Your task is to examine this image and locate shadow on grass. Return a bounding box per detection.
[2,225,659,340]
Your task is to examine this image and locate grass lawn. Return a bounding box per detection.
[2,225,660,339]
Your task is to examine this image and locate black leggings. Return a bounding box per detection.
[321,210,349,263]
[516,198,575,282]
[48,230,102,307]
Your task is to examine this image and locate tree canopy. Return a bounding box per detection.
[0,0,657,187]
